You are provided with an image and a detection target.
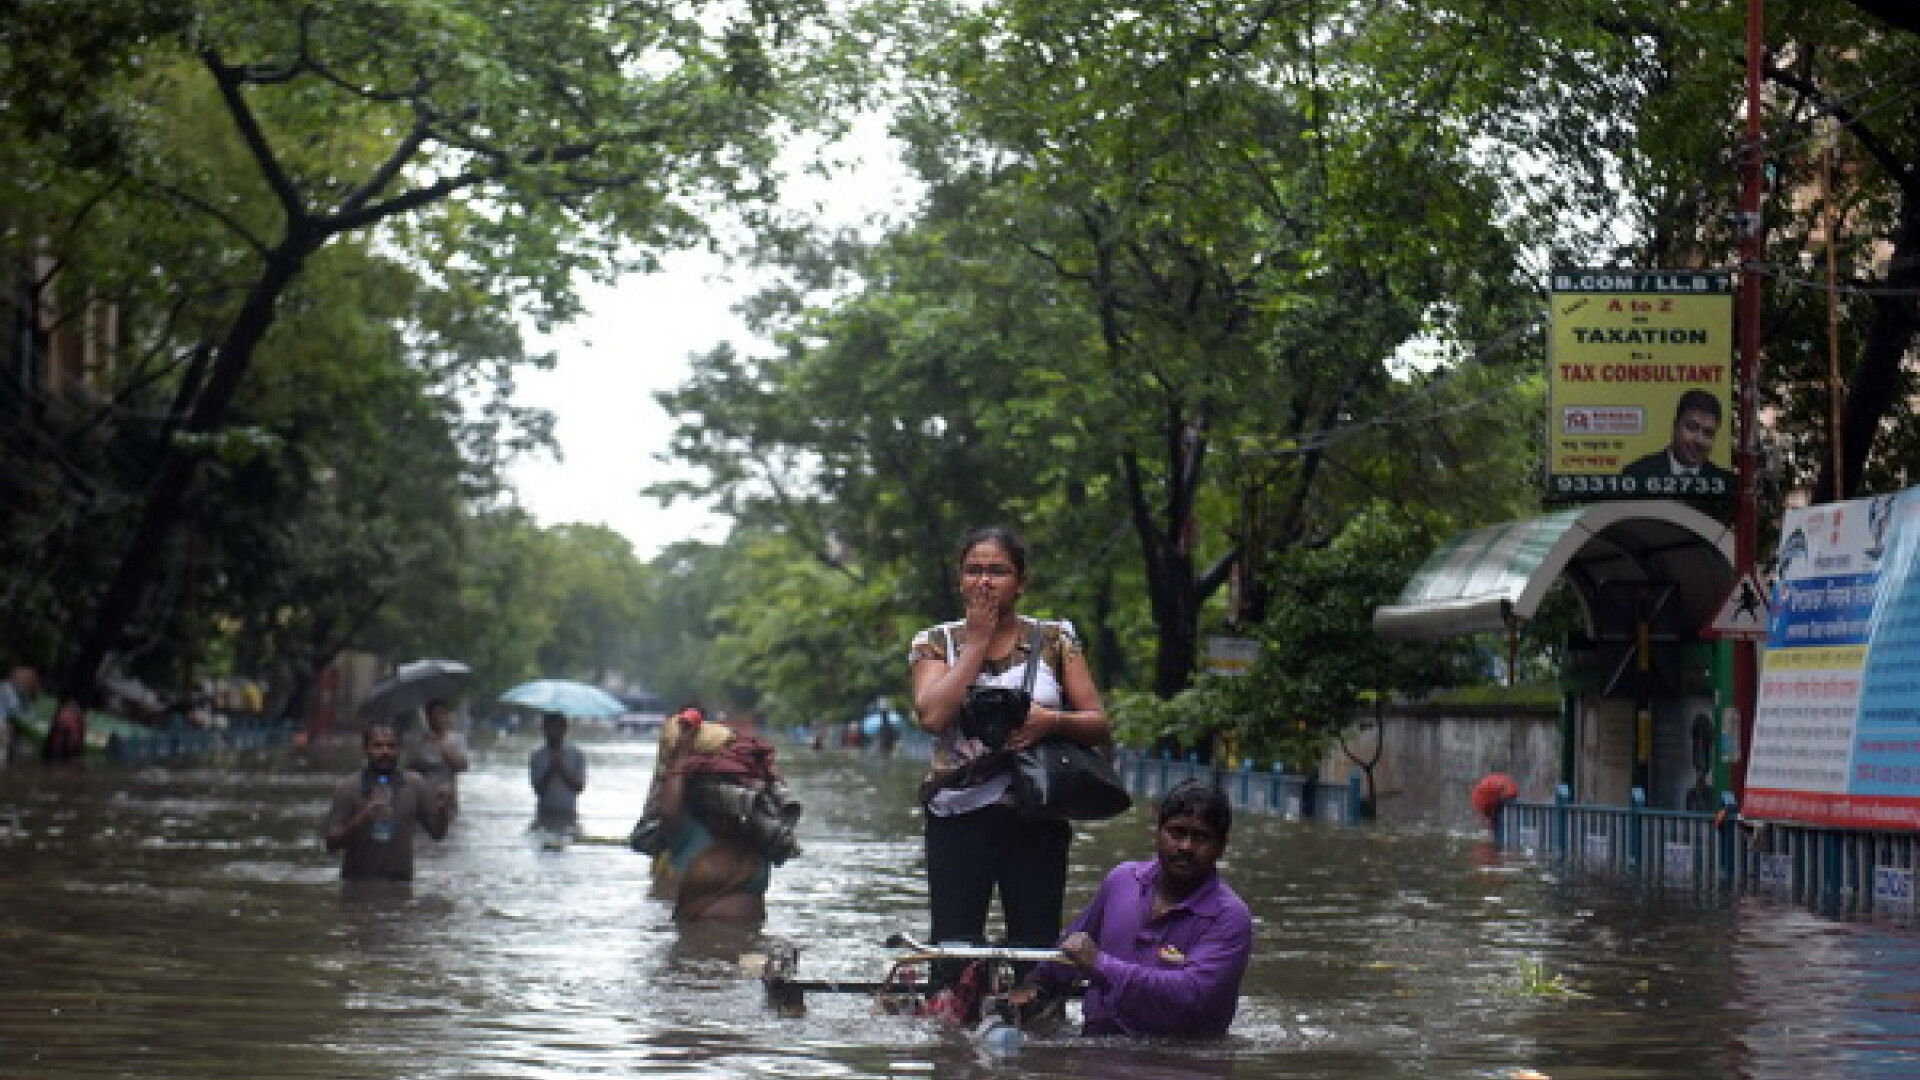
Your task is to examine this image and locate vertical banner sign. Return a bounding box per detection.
[1545,270,1735,501]
[1746,491,1920,828]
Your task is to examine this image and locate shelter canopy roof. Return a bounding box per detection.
[1372,501,1735,640]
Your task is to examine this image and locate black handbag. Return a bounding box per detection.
[1011,736,1133,821]
[957,687,1029,751]
[954,622,1045,750]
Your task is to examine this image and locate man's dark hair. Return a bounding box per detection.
[1674,388,1722,422]
[1158,779,1232,838]
[363,718,399,744]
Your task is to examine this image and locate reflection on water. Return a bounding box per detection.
[3,735,1920,1078]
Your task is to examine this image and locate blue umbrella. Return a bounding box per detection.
[861,706,906,736]
[499,679,625,718]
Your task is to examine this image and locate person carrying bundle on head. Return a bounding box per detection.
[630,707,802,923]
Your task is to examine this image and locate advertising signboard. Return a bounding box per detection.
[1545,270,1735,501]
[1744,490,1920,829]
[1204,636,1260,677]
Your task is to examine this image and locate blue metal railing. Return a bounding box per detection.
[1501,785,1743,892]
[104,718,298,764]
[1498,786,1920,916]
[1110,750,1362,823]
[891,728,1920,912]
[1738,820,1920,916]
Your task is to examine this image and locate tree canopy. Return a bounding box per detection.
[646,0,1920,750]
[1,0,864,703]
[4,0,1916,754]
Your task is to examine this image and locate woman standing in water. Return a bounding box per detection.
[908,525,1110,976]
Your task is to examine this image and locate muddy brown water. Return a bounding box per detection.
[2,734,1919,1079]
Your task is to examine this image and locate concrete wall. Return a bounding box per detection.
[1316,702,1563,830]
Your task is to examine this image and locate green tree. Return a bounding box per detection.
[703,529,902,726]
[1389,0,1920,508]
[1110,505,1481,765]
[661,218,1116,583]
[891,0,1542,696]
[0,0,859,700]
[652,0,1550,717]
[1752,3,1920,503]
[433,508,567,700]
[534,525,651,684]
[147,238,538,710]
[631,536,773,717]
[647,0,1920,744]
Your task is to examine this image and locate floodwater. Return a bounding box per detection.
[3,734,1920,1080]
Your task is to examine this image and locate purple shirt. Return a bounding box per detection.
[1038,859,1252,1037]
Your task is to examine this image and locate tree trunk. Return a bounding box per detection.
[1121,447,1203,698]
[1818,190,1920,504]
[1089,561,1126,692]
[61,240,315,700]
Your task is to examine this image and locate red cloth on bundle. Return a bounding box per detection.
[1471,773,1519,823]
[671,733,782,784]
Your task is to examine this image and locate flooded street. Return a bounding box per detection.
[4,734,1920,1080]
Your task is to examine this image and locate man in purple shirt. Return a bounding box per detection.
[1018,779,1252,1037]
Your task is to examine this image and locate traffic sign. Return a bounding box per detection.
[1702,571,1771,641]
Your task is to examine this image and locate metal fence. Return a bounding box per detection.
[1501,785,1744,892]
[104,718,298,764]
[897,732,1920,915]
[1498,785,1920,917]
[1111,751,1367,824]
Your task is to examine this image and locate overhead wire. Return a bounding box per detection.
[1758,265,1920,299]
[1757,52,1920,163]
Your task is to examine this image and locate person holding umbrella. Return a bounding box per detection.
[361,659,474,720]
[405,699,471,818]
[530,712,588,835]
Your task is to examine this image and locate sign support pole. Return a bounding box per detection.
[1731,0,1766,801]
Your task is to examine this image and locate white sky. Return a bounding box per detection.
[507,120,915,559]
[510,254,749,558]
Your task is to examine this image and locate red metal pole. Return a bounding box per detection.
[1731,0,1765,801]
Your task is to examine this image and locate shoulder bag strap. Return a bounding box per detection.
[1019,620,1044,695]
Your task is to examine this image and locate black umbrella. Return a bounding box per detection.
[360,658,474,719]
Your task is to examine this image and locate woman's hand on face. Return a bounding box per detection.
[962,580,999,634]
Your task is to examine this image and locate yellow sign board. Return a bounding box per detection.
[1546,270,1735,500]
